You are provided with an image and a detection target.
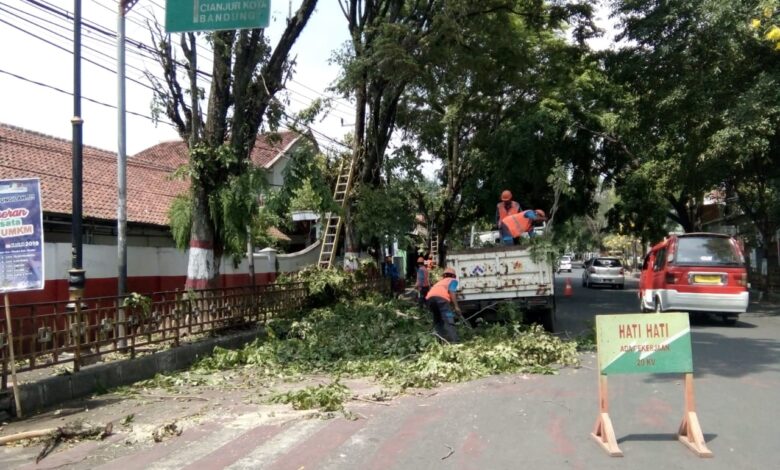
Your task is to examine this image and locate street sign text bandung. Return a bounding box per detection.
[596,312,693,375]
[166,0,270,33]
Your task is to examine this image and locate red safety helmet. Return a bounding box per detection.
[443,267,456,277]
[417,256,425,263]
[501,190,512,201]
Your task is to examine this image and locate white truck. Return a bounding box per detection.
[446,244,556,332]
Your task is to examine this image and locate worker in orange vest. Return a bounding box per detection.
[425,266,461,343]
[415,257,430,306]
[499,209,547,245]
[496,190,521,227]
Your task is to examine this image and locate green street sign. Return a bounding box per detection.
[596,312,693,375]
[166,0,271,33]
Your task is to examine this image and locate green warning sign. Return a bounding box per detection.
[596,312,693,375]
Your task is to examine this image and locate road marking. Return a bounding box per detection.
[225,418,325,469]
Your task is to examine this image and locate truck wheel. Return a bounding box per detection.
[541,308,556,333]
[722,316,738,326]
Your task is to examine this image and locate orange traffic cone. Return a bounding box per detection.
[564,277,573,297]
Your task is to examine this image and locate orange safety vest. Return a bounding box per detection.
[497,201,520,221]
[426,277,455,302]
[501,211,533,238]
[417,266,430,288]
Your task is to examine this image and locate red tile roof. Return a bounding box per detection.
[0,124,302,228]
[131,131,302,171]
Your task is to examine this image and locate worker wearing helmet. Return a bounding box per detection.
[496,190,521,227]
[415,256,431,306]
[425,266,461,343]
[499,209,547,245]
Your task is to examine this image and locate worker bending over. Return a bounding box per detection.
[500,209,547,245]
[425,267,461,343]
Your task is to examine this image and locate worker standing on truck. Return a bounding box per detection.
[496,190,521,227]
[416,257,430,306]
[425,266,461,343]
[499,209,547,245]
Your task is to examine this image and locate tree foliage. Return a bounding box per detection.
[607,0,780,244]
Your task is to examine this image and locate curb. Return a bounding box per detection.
[3,326,266,418]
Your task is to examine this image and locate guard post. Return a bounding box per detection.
[591,312,712,458]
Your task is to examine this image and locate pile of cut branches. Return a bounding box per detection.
[189,296,579,390]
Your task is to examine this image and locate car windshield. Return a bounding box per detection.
[593,258,621,268]
[561,257,571,262]
[674,237,743,266]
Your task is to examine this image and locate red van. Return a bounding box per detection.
[639,233,748,324]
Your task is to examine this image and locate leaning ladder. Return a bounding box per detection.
[317,156,357,268]
[430,227,439,267]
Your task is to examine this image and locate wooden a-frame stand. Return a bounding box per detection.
[591,373,712,458]
[678,373,713,457]
[591,375,623,456]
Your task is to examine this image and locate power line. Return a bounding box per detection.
[0,16,157,93]
[23,0,354,120]
[0,68,166,124]
[0,2,153,83]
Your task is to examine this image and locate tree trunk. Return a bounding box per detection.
[185,184,218,289]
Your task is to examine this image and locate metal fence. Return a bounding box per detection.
[0,278,389,390]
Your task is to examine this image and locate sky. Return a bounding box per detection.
[0,1,618,158]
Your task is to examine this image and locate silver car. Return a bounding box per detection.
[557,255,572,273]
[582,257,625,289]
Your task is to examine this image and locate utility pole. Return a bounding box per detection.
[117,0,139,347]
[69,0,86,307]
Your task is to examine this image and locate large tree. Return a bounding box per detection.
[607,0,780,241]
[396,0,607,260]
[150,2,318,288]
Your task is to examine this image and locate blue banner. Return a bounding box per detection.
[0,179,44,292]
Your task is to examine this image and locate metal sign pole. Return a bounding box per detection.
[3,294,22,418]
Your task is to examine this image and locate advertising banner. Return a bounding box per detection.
[0,178,45,293]
[596,312,693,375]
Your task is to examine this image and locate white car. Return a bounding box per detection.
[557,255,572,273]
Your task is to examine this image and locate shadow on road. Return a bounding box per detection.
[687,329,780,378]
[617,432,718,444]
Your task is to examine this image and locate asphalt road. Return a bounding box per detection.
[2,269,778,469]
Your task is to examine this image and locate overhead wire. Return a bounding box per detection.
[0,68,169,125]
[0,2,154,84]
[10,0,356,153]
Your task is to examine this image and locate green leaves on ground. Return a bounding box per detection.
[270,381,350,412]
[191,297,579,390]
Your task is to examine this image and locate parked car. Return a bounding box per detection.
[582,257,625,289]
[638,233,748,325]
[557,255,573,273]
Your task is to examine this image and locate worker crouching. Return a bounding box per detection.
[425,266,461,343]
[499,209,547,245]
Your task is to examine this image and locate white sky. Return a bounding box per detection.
[0,0,352,155]
[0,1,617,158]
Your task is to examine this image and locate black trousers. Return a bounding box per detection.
[426,296,460,343]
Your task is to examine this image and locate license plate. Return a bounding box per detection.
[603,279,611,283]
[693,274,722,284]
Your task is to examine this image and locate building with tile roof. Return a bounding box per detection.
[0,123,306,244]
[0,123,311,302]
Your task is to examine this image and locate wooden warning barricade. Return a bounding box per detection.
[591,312,712,458]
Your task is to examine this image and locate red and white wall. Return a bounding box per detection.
[9,243,278,305]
